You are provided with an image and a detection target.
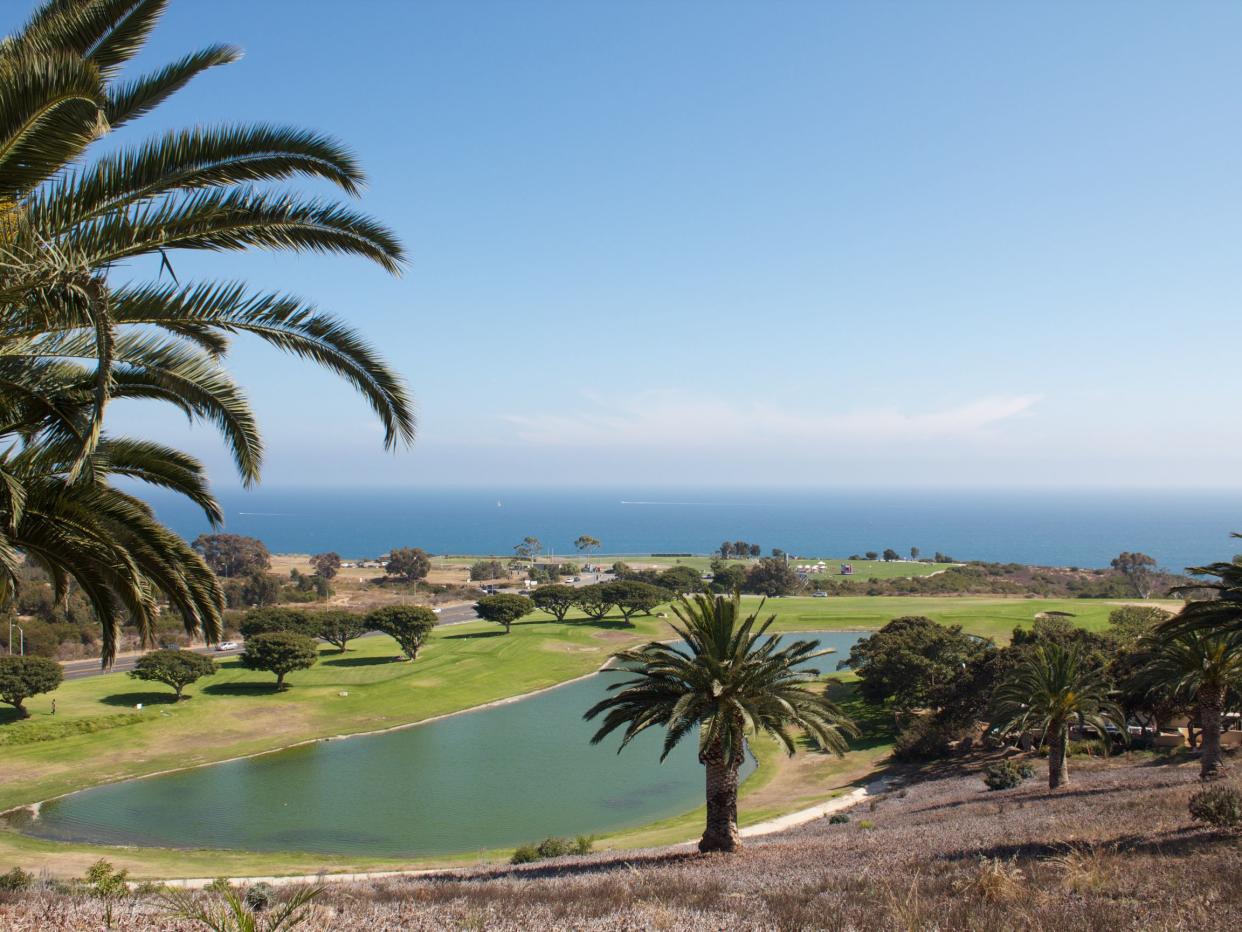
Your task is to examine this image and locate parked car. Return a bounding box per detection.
[812,591,828,598]
[216,641,239,651]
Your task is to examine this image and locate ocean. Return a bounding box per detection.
[134,487,1242,573]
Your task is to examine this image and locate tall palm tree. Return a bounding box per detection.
[585,592,857,852]
[1130,629,1242,780]
[990,643,1123,789]
[0,0,414,662]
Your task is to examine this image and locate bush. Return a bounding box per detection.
[245,881,274,911]
[983,759,1036,791]
[0,867,33,893]
[857,819,876,830]
[1189,783,1242,829]
[510,844,539,865]
[511,835,593,864]
[828,813,850,825]
[892,716,954,762]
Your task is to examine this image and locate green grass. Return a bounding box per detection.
[0,593,1175,877]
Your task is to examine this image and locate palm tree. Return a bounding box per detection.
[1158,535,1242,641]
[990,643,1123,789]
[0,1,414,662]
[1130,629,1242,780]
[585,592,857,852]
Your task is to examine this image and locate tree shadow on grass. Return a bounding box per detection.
[324,655,399,667]
[0,707,27,725]
[578,618,635,630]
[99,691,179,708]
[201,682,282,696]
[441,630,507,640]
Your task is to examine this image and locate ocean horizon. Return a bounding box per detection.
[132,486,1242,573]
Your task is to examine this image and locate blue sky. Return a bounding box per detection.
[11,1,1242,488]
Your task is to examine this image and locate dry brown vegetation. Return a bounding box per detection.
[4,755,1240,930]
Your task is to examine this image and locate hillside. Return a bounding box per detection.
[4,755,1239,930]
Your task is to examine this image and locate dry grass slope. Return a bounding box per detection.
[3,756,1240,930]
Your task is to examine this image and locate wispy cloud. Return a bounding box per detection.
[505,392,1041,448]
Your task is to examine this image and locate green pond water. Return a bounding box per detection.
[11,631,860,857]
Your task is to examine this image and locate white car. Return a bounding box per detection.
[433,607,442,614]
[216,641,239,651]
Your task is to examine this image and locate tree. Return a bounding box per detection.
[1160,536,1242,640]
[719,542,733,559]
[585,592,857,852]
[657,566,703,594]
[0,656,63,718]
[1130,630,1242,780]
[513,537,542,562]
[865,551,879,561]
[239,607,319,639]
[367,605,438,660]
[910,547,920,561]
[734,541,750,560]
[0,1,413,666]
[474,594,534,634]
[310,553,342,581]
[601,580,668,622]
[990,643,1123,789]
[744,558,801,597]
[1107,605,1173,651]
[574,584,616,621]
[192,534,271,579]
[129,649,216,700]
[574,536,601,557]
[748,544,761,558]
[386,547,431,582]
[882,549,900,562]
[1111,552,1159,599]
[316,611,367,652]
[240,632,319,690]
[710,564,747,593]
[845,616,991,713]
[532,584,578,622]
[239,571,280,607]
[469,559,508,582]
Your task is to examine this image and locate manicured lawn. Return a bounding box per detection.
[0,594,1176,877]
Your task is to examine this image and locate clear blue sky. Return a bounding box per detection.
[12,1,1242,489]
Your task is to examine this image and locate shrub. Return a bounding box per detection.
[0,867,33,893]
[245,881,275,911]
[892,716,954,762]
[983,759,1036,791]
[1188,783,1242,829]
[510,844,539,865]
[857,819,876,830]
[535,836,574,859]
[573,835,594,855]
[828,813,850,825]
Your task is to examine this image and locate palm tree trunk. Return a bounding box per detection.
[1198,687,1226,781]
[1048,721,1070,789]
[699,751,742,852]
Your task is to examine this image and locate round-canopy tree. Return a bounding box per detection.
[531,584,578,622]
[316,610,367,653]
[129,649,216,700]
[240,632,319,690]
[310,552,342,581]
[474,594,534,634]
[585,592,857,852]
[0,655,63,718]
[601,580,668,622]
[386,547,431,582]
[367,605,438,660]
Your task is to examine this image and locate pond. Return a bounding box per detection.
[9,631,861,857]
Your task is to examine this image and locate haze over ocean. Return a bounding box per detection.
[136,487,1242,572]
